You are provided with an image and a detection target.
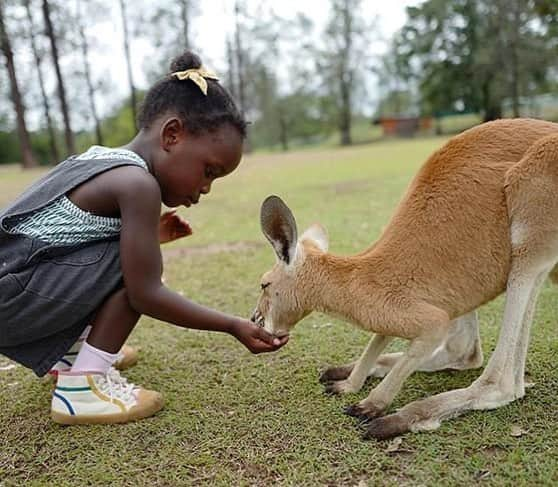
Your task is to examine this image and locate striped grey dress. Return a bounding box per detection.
[0,147,150,376]
[7,146,148,244]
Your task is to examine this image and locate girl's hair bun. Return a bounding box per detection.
[169,51,202,73]
[140,50,247,138]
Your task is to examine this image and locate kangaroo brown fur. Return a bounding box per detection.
[252,118,558,439]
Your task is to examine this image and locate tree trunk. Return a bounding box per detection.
[225,35,236,99]
[0,0,37,168]
[180,0,189,49]
[339,72,352,145]
[119,0,137,131]
[77,3,103,146]
[339,0,352,146]
[234,1,250,152]
[234,1,246,116]
[24,0,58,163]
[481,80,502,121]
[508,0,521,117]
[42,0,75,157]
[278,105,288,151]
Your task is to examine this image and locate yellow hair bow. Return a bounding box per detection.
[171,67,219,95]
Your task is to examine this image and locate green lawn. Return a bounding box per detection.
[1,136,558,486]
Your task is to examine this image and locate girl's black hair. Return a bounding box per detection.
[138,51,247,138]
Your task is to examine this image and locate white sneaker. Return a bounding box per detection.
[113,345,140,370]
[51,368,163,425]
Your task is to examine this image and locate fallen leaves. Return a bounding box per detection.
[510,425,527,437]
[385,437,413,454]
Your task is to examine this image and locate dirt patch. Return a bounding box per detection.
[163,240,264,261]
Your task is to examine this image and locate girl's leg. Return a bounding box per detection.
[71,288,140,373]
[48,326,91,373]
[53,287,164,424]
[87,288,140,353]
[49,289,139,375]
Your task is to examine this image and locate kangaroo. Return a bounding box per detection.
[251,118,558,440]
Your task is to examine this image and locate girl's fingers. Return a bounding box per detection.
[160,210,178,222]
[255,327,276,345]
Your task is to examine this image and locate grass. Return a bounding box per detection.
[1,135,558,486]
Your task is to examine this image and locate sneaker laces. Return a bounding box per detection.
[94,368,136,405]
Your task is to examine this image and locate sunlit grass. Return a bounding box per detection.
[1,134,557,486]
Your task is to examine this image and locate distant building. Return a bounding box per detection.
[374,116,433,137]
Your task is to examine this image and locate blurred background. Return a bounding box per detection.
[1,0,557,168]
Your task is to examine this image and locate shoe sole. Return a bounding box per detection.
[51,393,164,425]
[114,355,138,371]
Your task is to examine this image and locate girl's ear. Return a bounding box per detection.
[161,117,184,151]
[260,195,298,265]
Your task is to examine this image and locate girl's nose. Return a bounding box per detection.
[201,182,212,194]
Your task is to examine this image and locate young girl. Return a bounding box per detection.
[0,51,288,425]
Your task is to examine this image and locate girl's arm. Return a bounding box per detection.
[113,167,287,353]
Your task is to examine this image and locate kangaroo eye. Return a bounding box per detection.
[261,282,271,290]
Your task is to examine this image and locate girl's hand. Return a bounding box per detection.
[231,319,289,354]
[159,209,193,244]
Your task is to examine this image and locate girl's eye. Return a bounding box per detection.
[261,282,271,290]
[205,166,216,179]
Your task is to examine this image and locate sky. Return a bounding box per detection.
[85,0,421,118]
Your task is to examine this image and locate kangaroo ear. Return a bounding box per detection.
[300,223,328,252]
[260,195,298,265]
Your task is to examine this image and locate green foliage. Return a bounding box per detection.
[0,130,21,164]
[2,0,557,168]
[29,130,58,165]
[251,89,335,150]
[230,3,369,150]
[99,94,145,148]
[375,89,416,118]
[389,0,557,120]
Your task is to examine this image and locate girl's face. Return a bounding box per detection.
[156,121,243,208]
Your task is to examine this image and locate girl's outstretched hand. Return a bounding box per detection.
[159,209,193,243]
[231,319,289,354]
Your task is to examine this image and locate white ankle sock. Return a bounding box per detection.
[71,341,120,374]
[79,325,92,341]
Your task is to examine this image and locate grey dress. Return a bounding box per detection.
[0,155,148,376]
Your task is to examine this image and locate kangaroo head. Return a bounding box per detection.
[251,195,329,337]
